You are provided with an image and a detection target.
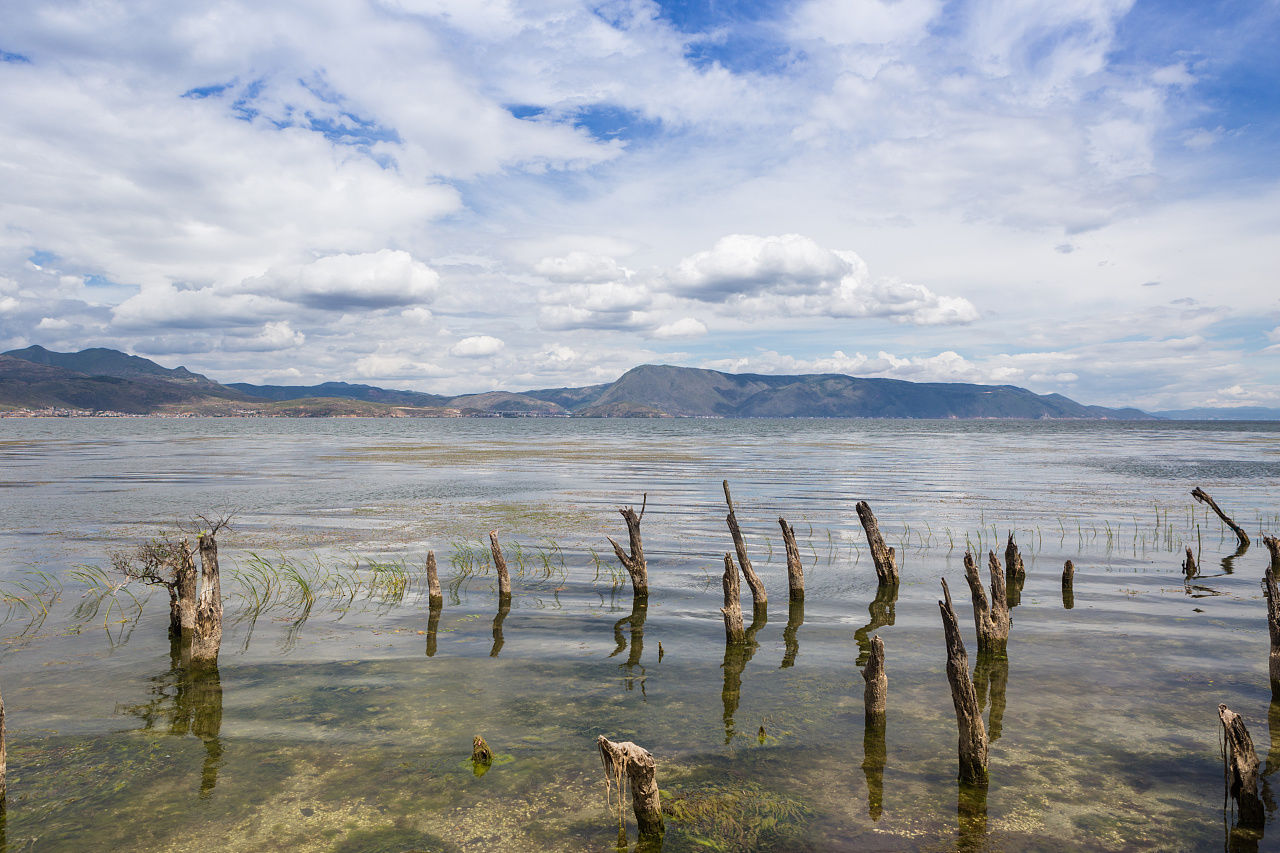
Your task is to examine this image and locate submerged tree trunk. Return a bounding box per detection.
[426,550,442,607]
[779,517,804,601]
[607,497,649,599]
[963,551,1010,653]
[1192,487,1250,548]
[1264,568,1280,697]
[0,680,6,801]
[861,635,887,721]
[191,532,223,665]
[1219,704,1265,830]
[597,736,664,844]
[1182,547,1197,578]
[723,481,766,607]
[856,501,898,585]
[721,553,745,643]
[939,579,989,785]
[489,531,512,601]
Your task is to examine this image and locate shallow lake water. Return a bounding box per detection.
[1,417,1278,851]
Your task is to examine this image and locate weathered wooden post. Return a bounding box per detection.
[1218,704,1264,830]
[1061,560,1075,610]
[607,496,649,599]
[1265,535,1280,568]
[856,500,898,585]
[939,579,988,785]
[1192,487,1250,548]
[1004,534,1025,608]
[1264,568,1280,697]
[489,531,512,601]
[597,736,664,845]
[191,529,223,665]
[862,635,887,721]
[721,554,745,643]
[1182,547,1197,578]
[176,541,198,639]
[861,639,887,822]
[778,517,804,601]
[963,551,1010,653]
[426,550,442,657]
[723,481,766,608]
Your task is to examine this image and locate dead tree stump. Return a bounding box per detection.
[963,551,1010,653]
[1219,704,1264,829]
[862,635,887,721]
[856,501,898,585]
[597,736,664,844]
[191,530,224,665]
[721,553,745,643]
[1004,534,1025,608]
[1265,536,1280,568]
[426,550,442,607]
[1264,568,1280,697]
[1182,547,1197,578]
[489,531,511,601]
[779,517,804,601]
[723,481,766,607]
[1062,560,1075,610]
[176,541,198,637]
[607,496,649,599]
[940,579,989,785]
[1192,487,1250,548]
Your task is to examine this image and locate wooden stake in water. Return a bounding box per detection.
[723,481,766,608]
[1061,560,1075,610]
[940,579,989,785]
[597,736,664,845]
[489,531,511,601]
[1218,704,1264,829]
[426,550,442,606]
[861,635,887,721]
[963,551,1010,653]
[856,501,898,585]
[1264,568,1280,697]
[778,517,804,601]
[607,496,649,599]
[721,553,745,643]
[1264,535,1280,569]
[1182,547,1197,578]
[192,525,225,665]
[1192,487,1250,548]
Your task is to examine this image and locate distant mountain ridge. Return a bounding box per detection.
[1154,406,1280,421]
[0,346,1165,418]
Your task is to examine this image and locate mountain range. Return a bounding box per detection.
[0,344,1248,420]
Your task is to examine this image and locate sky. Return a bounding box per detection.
[1,0,1277,409]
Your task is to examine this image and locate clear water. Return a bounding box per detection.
[1,417,1278,851]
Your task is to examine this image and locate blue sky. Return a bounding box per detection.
[0,0,1277,408]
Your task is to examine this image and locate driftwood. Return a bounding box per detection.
[1182,547,1197,578]
[723,481,766,607]
[861,635,887,721]
[191,530,224,665]
[779,517,804,601]
[855,582,898,667]
[1193,487,1250,548]
[489,531,511,600]
[856,501,898,585]
[940,579,989,785]
[597,736,664,844]
[720,553,745,643]
[607,496,649,599]
[1062,560,1075,610]
[1265,568,1280,697]
[963,551,1010,653]
[426,551,442,606]
[1219,704,1264,830]
[781,599,804,668]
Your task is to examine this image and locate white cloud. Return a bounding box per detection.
[651,317,707,339]
[450,334,505,357]
[354,354,443,378]
[244,250,440,311]
[223,321,305,352]
[535,252,631,284]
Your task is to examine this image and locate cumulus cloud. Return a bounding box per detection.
[667,234,978,325]
[354,354,443,378]
[536,280,653,331]
[243,250,440,311]
[651,317,707,339]
[534,252,631,284]
[450,335,505,357]
[222,321,305,352]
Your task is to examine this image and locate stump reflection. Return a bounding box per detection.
[721,605,765,744]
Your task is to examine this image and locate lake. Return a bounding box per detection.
[1,417,1278,851]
